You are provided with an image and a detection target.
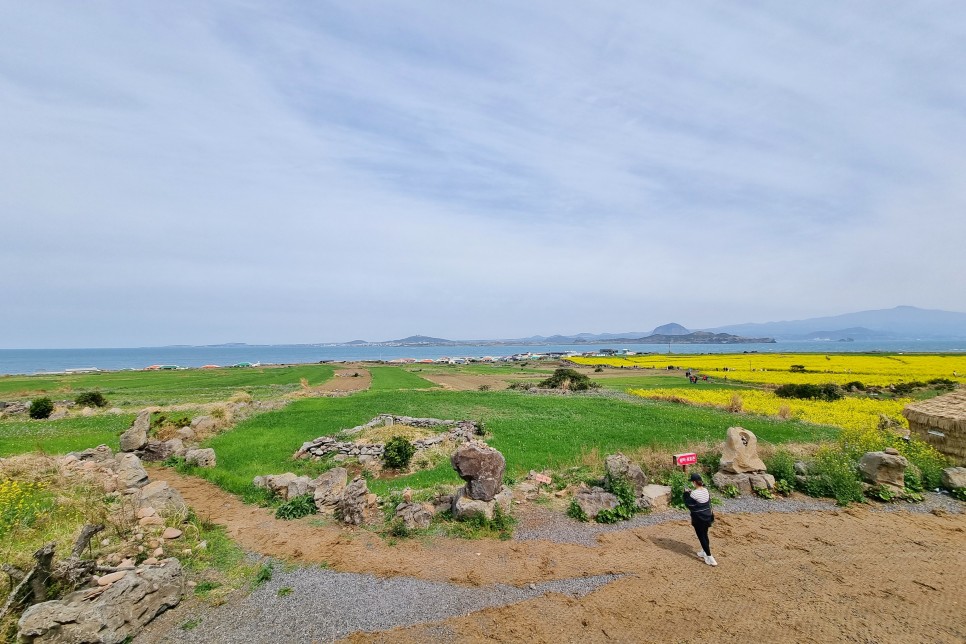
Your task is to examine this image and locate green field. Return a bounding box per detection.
[191,388,838,498]
[0,364,335,406]
[368,366,435,390]
[0,414,136,456]
[594,374,754,392]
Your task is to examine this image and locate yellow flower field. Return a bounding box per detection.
[572,353,966,386]
[630,387,910,433]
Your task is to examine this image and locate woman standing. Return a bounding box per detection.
[683,472,717,566]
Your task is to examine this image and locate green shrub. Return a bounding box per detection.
[538,368,599,392]
[595,475,637,523]
[843,381,866,391]
[567,498,589,522]
[775,479,794,496]
[698,451,721,474]
[895,439,947,489]
[252,563,273,587]
[274,494,317,520]
[28,397,54,419]
[721,484,740,498]
[810,447,864,506]
[765,449,796,486]
[664,469,689,509]
[774,383,843,402]
[74,391,108,408]
[383,436,416,469]
[754,486,775,500]
[951,488,966,502]
[903,464,923,492]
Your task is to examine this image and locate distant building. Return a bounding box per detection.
[903,390,966,465]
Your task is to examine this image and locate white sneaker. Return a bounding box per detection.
[704,555,718,567]
[696,550,706,559]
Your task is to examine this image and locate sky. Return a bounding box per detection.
[2,1,966,348]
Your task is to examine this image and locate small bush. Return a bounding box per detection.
[951,488,966,502]
[754,486,775,500]
[843,381,866,391]
[595,475,637,524]
[765,449,796,486]
[252,563,273,587]
[383,436,416,469]
[274,494,317,520]
[775,479,794,496]
[665,469,689,509]
[28,397,54,419]
[698,451,721,474]
[721,484,740,498]
[903,464,923,492]
[567,498,589,522]
[594,366,604,372]
[809,447,864,506]
[538,368,599,392]
[74,391,108,408]
[789,364,807,373]
[478,384,491,392]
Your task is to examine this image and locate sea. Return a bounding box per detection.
[1,340,965,376]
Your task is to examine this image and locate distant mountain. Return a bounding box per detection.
[650,323,690,336]
[608,331,775,345]
[787,327,892,341]
[386,335,454,345]
[711,306,966,340]
[344,340,369,345]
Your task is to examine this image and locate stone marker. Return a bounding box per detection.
[451,442,505,501]
[719,426,767,473]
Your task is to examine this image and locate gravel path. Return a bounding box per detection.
[514,492,961,546]
[158,569,622,643]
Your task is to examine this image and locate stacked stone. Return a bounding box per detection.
[295,416,480,461]
[712,427,776,494]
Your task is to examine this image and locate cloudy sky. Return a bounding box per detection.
[3,1,965,348]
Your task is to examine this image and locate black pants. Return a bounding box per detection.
[692,519,712,555]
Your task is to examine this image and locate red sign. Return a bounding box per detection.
[674,452,697,466]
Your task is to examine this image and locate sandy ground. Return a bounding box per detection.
[419,372,511,391]
[146,471,966,643]
[311,367,372,394]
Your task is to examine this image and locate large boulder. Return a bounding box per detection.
[639,484,673,511]
[451,442,506,501]
[859,448,908,491]
[71,445,114,463]
[452,485,513,521]
[184,448,216,468]
[313,467,348,513]
[941,467,966,490]
[572,485,619,520]
[252,473,311,500]
[17,559,184,643]
[189,415,217,434]
[118,410,151,453]
[137,481,187,513]
[604,453,648,496]
[114,453,149,489]
[338,477,376,525]
[719,426,766,474]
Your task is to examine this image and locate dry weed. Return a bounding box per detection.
[230,391,253,404]
[726,393,744,413]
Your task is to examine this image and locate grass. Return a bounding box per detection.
[595,374,754,392]
[0,414,136,456]
[0,364,336,406]
[368,366,435,390]
[182,389,837,498]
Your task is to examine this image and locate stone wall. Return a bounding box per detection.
[294,415,480,460]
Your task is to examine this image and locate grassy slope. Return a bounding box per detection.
[0,414,136,456]
[196,389,837,497]
[0,364,336,405]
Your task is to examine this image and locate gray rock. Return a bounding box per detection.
[140,438,186,462]
[452,485,513,520]
[451,442,506,501]
[175,427,196,442]
[185,448,216,468]
[604,453,648,496]
[72,445,114,463]
[338,478,375,525]
[941,467,966,490]
[858,450,908,490]
[114,453,149,488]
[639,484,672,511]
[794,461,809,476]
[137,481,187,513]
[119,410,150,452]
[394,502,435,529]
[573,486,619,519]
[17,559,184,643]
[189,415,217,433]
[313,468,348,514]
[719,426,767,474]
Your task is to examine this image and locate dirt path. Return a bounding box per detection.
[152,471,965,642]
[420,373,511,391]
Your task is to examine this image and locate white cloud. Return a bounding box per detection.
[1,1,965,346]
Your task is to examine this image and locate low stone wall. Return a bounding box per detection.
[295,415,480,460]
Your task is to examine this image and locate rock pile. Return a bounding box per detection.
[712,427,776,494]
[450,442,512,520]
[63,446,187,513]
[573,485,619,519]
[116,409,217,466]
[294,415,480,461]
[601,453,672,510]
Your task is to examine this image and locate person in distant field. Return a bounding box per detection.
[683,472,717,566]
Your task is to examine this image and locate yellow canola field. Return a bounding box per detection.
[630,387,910,433]
[571,353,966,386]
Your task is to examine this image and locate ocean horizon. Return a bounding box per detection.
[2,340,966,376]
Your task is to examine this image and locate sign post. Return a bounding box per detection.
[673,452,697,472]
